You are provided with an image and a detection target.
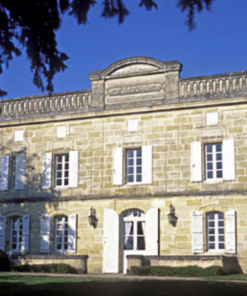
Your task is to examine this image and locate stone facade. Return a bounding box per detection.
[0,57,247,273]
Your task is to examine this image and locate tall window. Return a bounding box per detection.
[126,149,142,184]
[11,217,23,250]
[11,156,16,189]
[55,216,68,252]
[205,143,222,180]
[55,154,69,187]
[207,212,225,252]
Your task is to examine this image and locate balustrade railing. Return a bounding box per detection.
[1,91,91,120]
[179,73,247,99]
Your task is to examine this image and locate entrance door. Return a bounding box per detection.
[122,209,146,273]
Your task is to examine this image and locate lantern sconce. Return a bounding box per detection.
[88,207,98,228]
[167,204,177,227]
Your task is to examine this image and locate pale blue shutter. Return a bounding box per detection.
[191,211,204,253]
[68,214,77,253]
[191,142,202,182]
[142,146,152,184]
[22,214,30,253]
[69,151,78,187]
[113,148,123,185]
[0,216,6,251]
[0,156,9,191]
[42,153,52,189]
[15,154,26,190]
[40,214,51,253]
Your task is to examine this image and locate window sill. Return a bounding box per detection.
[54,186,70,191]
[204,179,223,185]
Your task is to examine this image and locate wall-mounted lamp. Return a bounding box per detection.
[167,204,176,226]
[88,207,98,228]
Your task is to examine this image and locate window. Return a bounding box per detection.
[126,149,142,184]
[204,143,223,180]
[55,216,69,252]
[11,156,16,189]
[11,217,23,251]
[55,154,69,187]
[207,212,225,252]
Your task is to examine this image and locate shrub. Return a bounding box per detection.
[0,250,10,271]
[11,263,78,274]
[130,265,225,277]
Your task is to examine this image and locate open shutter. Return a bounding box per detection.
[113,148,123,185]
[0,156,9,191]
[191,142,202,182]
[42,153,52,189]
[146,207,158,255]
[69,151,78,188]
[225,210,236,254]
[15,154,26,190]
[142,146,152,184]
[68,214,77,253]
[40,214,51,253]
[0,216,6,251]
[223,139,235,181]
[103,209,119,273]
[191,211,204,253]
[22,214,30,253]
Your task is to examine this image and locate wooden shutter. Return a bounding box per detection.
[223,139,235,181]
[191,211,204,253]
[0,215,6,251]
[0,156,9,191]
[40,214,51,253]
[42,153,52,189]
[225,210,236,254]
[69,151,78,188]
[22,214,30,253]
[113,148,123,185]
[191,142,202,182]
[142,146,152,184]
[15,154,26,190]
[146,207,158,255]
[103,209,119,273]
[68,214,77,253]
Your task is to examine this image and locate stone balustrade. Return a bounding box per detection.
[0,91,91,121]
[179,71,247,99]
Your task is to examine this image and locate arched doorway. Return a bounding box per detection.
[122,209,146,273]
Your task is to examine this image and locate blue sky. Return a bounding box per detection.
[1,0,247,99]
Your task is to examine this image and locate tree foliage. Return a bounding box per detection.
[0,0,213,97]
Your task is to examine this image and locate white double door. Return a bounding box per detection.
[122,214,146,273]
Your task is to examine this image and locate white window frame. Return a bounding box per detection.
[55,154,69,188]
[11,156,16,189]
[204,143,223,181]
[126,148,142,184]
[55,216,69,252]
[207,212,225,253]
[11,217,23,251]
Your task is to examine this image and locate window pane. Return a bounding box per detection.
[64,179,69,185]
[127,175,134,183]
[219,243,225,249]
[57,156,62,162]
[218,221,224,227]
[209,243,215,249]
[209,236,215,242]
[124,237,133,250]
[209,221,215,227]
[209,229,215,234]
[124,222,133,235]
[216,144,222,152]
[136,159,142,165]
[127,150,134,158]
[217,171,222,178]
[127,159,134,166]
[219,228,224,234]
[219,236,224,242]
[65,171,69,177]
[136,167,142,174]
[207,172,213,179]
[207,163,213,170]
[136,175,142,182]
[57,172,62,178]
[137,237,145,250]
[207,154,213,161]
[216,162,222,169]
[57,164,62,170]
[65,163,69,170]
[137,222,145,235]
[218,213,224,220]
[127,167,134,174]
[136,149,142,157]
[207,145,212,153]
[65,154,69,162]
[208,213,215,220]
[57,179,62,186]
[216,154,222,161]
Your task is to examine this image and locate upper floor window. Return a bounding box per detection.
[55,154,69,187]
[205,143,223,180]
[126,149,142,184]
[207,212,225,252]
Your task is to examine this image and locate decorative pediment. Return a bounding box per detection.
[110,64,158,76]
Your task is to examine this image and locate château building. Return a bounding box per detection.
[0,57,246,273]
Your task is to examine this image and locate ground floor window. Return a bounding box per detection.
[55,216,68,251]
[207,212,225,251]
[11,217,23,251]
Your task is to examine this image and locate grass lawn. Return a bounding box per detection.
[0,274,247,296]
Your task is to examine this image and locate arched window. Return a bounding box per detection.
[11,217,23,251]
[207,212,225,252]
[55,216,68,252]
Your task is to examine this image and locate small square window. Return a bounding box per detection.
[14,130,24,142]
[206,112,218,126]
[127,119,138,132]
[57,126,66,138]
